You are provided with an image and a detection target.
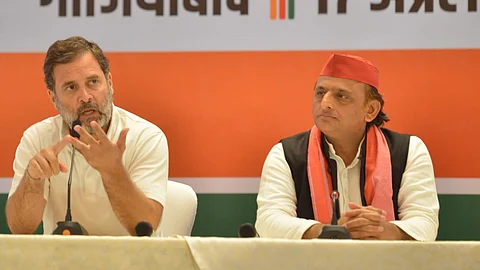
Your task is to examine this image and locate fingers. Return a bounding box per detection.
[342,203,389,240]
[70,136,90,153]
[348,202,362,210]
[74,124,97,145]
[346,202,386,216]
[27,159,46,180]
[343,208,385,218]
[116,128,129,153]
[348,212,385,224]
[343,209,367,218]
[349,228,383,239]
[59,161,68,173]
[90,121,109,143]
[52,136,72,155]
[29,156,65,179]
[359,236,379,240]
[28,136,72,180]
[345,217,383,230]
[41,147,63,175]
[351,225,384,233]
[33,154,52,178]
[30,150,67,179]
[345,215,385,240]
[364,206,387,216]
[337,216,348,226]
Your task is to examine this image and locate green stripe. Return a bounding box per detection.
[192,194,257,237]
[437,194,480,240]
[1,194,479,240]
[288,0,294,19]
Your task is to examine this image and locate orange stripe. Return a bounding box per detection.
[270,0,277,20]
[279,0,286,20]
[0,49,479,178]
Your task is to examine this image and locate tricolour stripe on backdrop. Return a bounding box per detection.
[0,177,479,195]
[1,1,479,196]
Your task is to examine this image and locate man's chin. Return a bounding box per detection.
[315,122,337,133]
[81,116,102,125]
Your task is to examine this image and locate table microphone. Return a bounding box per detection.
[238,223,259,238]
[52,120,88,236]
[135,221,153,236]
[318,191,351,239]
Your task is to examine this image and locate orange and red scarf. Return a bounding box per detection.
[306,125,395,223]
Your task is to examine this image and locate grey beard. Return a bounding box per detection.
[54,86,113,134]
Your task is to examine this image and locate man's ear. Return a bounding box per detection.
[47,89,56,107]
[364,99,381,123]
[107,72,113,94]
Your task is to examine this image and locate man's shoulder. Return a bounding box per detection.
[278,130,311,163]
[23,115,63,137]
[380,127,411,138]
[380,127,414,146]
[280,130,311,144]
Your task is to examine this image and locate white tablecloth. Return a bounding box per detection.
[0,235,197,270]
[185,237,480,270]
[1,235,479,270]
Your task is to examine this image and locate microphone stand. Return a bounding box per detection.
[52,120,88,236]
[318,191,351,239]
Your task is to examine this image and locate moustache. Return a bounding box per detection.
[318,112,337,118]
[76,102,103,117]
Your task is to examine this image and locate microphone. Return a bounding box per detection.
[53,120,88,236]
[135,221,153,237]
[65,119,81,222]
[330,190,340,225]
[317,191,351,239]
[238,223,259,238]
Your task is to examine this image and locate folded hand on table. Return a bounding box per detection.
[342,202,411,240]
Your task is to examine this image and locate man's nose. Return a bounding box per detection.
[77,86,93,103]
[320,92,334,110]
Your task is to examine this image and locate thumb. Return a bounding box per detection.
[59,161,68,173]
[52,136,72,155]
[348,202,362,210]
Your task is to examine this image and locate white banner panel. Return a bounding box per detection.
[0,0,479,52]
[1,177,480,194]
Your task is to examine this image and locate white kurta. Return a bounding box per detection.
[255,135,439,241]
[9,105,168,236]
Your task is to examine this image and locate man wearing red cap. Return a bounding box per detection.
[255,54,439,240]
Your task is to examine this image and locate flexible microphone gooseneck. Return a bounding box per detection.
[52,120,88,236]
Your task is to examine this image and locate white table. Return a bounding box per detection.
[0,235,479,270]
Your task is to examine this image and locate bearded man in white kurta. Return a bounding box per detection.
[6,36,168,236]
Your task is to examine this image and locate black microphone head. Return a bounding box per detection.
[331,190,340,225]
[238,223,257,238]
[135,221,153,237]
[71,120,82,139]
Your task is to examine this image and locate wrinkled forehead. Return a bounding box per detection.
[52,52,105,87]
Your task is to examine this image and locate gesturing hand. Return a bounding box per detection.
[26,136,72,180]
[71,121,129,173]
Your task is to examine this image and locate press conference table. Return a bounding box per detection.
[0,235,479,270]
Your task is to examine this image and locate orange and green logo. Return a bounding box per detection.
[270,0,294,20]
